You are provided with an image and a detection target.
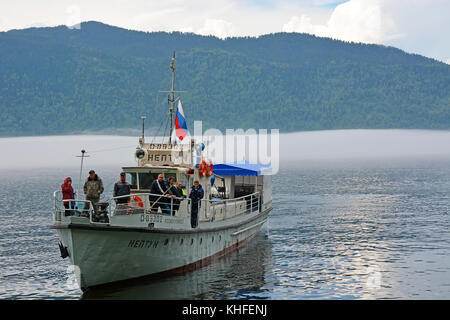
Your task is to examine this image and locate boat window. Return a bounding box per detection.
[235,175,257,198]
[135,171,180,190]
[139,172,157,190]
[126,172,138,189]
[180,173,189,189]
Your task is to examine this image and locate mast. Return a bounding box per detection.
[168,52,176,144]
[141,115,146,141]
[159,52,186,144]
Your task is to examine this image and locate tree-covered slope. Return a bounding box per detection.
[0,21,449,136]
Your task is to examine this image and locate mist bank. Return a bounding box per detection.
[0,130,449,170]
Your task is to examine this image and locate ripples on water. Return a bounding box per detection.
[0,159,449,299]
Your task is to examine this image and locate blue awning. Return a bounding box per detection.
[211,162,271,176]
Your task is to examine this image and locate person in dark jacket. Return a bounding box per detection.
[166,176,177,215]
[61,177,75,214]
[113,172,131,204]
[171,181,186,214]
[149,174,171,214]
[189,180,204,228]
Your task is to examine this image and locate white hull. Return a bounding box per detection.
[54,210,269,290]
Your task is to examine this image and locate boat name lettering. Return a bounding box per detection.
[148,154,172,162]
[163,217,183,224]
[140,214,163,223]
[128,239,158,248]
[148,143,182,150]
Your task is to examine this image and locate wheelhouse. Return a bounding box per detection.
[122,166,191,193]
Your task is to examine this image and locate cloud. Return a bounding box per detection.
[283,0,403,44]
[196,19,238,39]
[0,0,448,63]
[281,0,450,63]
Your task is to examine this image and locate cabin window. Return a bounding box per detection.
[235,176,256,198]
[139,172,154,190]
[180,173,189,189]
[126,173,138,189]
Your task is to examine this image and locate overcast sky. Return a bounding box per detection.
[0,0,449,63]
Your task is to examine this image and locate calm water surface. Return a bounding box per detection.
[0,159,449,299]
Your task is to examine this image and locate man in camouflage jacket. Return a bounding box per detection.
[83,170,104,214]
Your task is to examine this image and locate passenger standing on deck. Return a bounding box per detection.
[83,170,104,215]
[150,174,171,214]
[171,181,186,214]
[61,177,75,214]
[189,180,204,228]
[113,172,131,204]
[167,176,177,215]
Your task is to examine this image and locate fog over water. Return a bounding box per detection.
[0,130,449,170]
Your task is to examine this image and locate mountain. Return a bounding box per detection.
[0,21,449,137]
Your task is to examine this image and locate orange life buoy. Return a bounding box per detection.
[205,160,213,177]
[208,163,214,176]
[127,195,143,214]
[198,159,206,177]
[134,196,144,207]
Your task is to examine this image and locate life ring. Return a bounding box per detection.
[198,158,206,177]
[205,160,213,177]
[127,195,143,214]
[134,195,144,207]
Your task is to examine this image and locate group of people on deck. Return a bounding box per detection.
[149,173,204,227]
[61,171,204,228]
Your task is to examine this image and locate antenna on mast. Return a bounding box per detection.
[76,149,89,200]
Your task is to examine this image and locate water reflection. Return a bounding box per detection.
[82,232,273,300]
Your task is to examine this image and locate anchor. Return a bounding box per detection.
[58,241,69,259]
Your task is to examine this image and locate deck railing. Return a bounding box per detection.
[53,191,97,222]
[53,190,261,223]
[205,192,261,222]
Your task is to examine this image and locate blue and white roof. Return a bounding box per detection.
[211,161,272,176]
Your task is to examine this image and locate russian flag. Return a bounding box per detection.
[175,100,188,141]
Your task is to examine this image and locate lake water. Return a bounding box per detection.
[0,130,449,299]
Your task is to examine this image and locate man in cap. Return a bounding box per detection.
[113,172,131,204]
[189,180,204,228]
[83,170,104,215]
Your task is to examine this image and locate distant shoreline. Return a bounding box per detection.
[1,128,450,139]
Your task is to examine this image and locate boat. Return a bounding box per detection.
[51,55,273,290]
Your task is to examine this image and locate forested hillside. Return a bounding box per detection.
[0,21,449,136]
